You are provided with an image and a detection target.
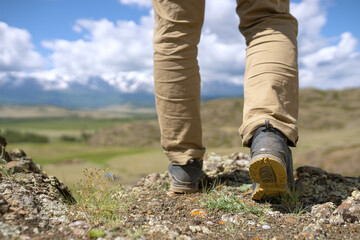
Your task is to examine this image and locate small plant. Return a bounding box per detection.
[272,190,308,214]
[126,227,146,240]
[72,168,135,228]
[88,228,106,238]
[201,186,264,216]
[200,176,222,194]
[0,164,14,179]
[238,184,252,193]
[156,178,170,191]
[223,221,248,239]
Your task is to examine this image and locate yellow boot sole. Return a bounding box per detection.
[249,156,289,201]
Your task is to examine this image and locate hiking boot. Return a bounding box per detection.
[249,119,295,201]
[168,159,203,193]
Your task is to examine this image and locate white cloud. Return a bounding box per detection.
[39,15,155,92]
[198,0,246,87]
[291,0,360,89]
[119,0,152,8]
[202,0,240,43]
[301,32,357,69]
[299,32,360,88]
[198,0,360,89]
[0,22,44,71]
[291,0,328,54]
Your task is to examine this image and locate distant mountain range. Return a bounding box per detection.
[0,77,244,109]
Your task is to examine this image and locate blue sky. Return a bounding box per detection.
[0,0,148,55]
[0,0,360,93]
[321,1,360,46]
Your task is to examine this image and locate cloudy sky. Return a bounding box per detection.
[1,0,360,94]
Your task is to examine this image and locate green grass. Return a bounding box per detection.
[201,186,264,216]
[6,142,150,165]
[1,129,49,143]
[88,229,106,238]
[72,168,135,229]
[273,190,308,215]
[5,141,168,187]
[0,117,139,131]
[66,147,149,166]
[0,163,15,179]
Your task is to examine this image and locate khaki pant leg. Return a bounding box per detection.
[236,0,299,147]
[152,0,206,165]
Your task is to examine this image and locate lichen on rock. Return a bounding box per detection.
[0,139,75,238]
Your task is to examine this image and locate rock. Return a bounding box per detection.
[0,222,21,237]
[301,223,326,239]
[19,234,31,240]
[204,152,250,176]
[311,202,336,219]
[0,141,76,239]
[5,161,26,173]
[202,152,252,187]
[284,217,297,224]
[135,172,168,189]
[0,136,7,147]
[0,195,10,215]
[297,166,324,176]
[201,226,212,234]
[295,166,360,205]
[188,225,212,234]
[330,190,360,224]
[262,225,271,230]
[235,160,250,168]
[189,225,201,233]
[5,156,41,174]
[8,148,27,160]
[221,213,245,225]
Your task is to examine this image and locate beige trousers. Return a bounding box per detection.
[152,0,299,165]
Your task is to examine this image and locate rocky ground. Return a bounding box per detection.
[1,136,360,239]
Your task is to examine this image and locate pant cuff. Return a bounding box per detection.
[165,148,206,165]
[239,117,298,147]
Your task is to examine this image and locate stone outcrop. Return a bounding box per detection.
[0,138,75,239]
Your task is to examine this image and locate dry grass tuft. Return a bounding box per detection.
[71,168,134,228]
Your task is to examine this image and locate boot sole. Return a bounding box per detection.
[249,155,289,200]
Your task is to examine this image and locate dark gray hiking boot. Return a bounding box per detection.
[168,159,203,193]
[249,119,295,201]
